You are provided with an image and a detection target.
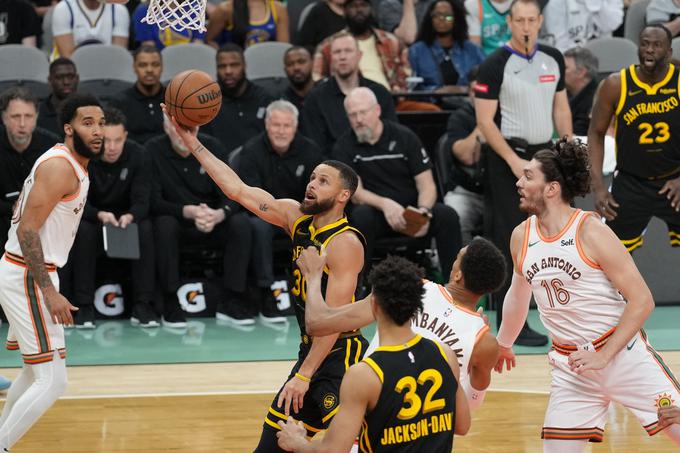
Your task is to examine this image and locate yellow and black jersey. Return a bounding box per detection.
[359,335,457,453]
[289,214,365,350]
[615,64,680,180]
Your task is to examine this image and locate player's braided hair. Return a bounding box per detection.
[533,137,591,203]
[368,256,425,326]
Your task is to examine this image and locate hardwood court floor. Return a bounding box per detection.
[1,352,679,452]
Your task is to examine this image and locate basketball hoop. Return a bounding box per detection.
[141,0,207,32]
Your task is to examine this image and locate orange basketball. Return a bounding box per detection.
[165,70,222,128]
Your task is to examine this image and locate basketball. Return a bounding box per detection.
[164,70,222,128]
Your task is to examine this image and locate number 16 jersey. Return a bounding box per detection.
[615,63,680,180]
[519,209,626,346]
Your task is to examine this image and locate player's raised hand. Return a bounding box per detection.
[296,245,327,279]
[160,103,199,149]
[276,417,307,451]
[567,349,608,374]
[494,345,516,373]
[658,177,680,212]
[44,288,78,326]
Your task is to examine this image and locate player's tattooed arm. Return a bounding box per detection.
[193,143,206,155]
[18,229,55,293]
[259,203,269,212]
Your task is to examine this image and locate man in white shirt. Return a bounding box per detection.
[647,0,680,37]
[52,0,130,59]
[541,0,624,52]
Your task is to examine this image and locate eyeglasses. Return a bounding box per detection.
[431,13,453,21]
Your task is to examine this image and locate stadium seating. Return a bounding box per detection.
[161,43,217,83]
[584,37,638,75]
[0,45,50,99]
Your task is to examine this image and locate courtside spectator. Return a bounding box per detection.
[38,58,79,138]
[205,0,289,48]
[111,45,164,144]
[0,0,40,46]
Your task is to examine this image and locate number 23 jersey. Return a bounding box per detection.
[519,210,626,346]
[615,63,680,179]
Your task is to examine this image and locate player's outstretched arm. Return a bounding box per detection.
[465,332,499,410]
[568,214,654,373]
[495,222,533,373]
[16,158,80,325]
[443,346,471,435]
[277,362,376,453]
[297,246,375,336]
[163,107,301,232]
[587,75,621,220]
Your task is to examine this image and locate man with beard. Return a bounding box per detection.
[60,107,156,329]
[0,88,59,251]
[200,43,274,153]
[148,113,253,327]
[589,24,680,255]
[112,45,165,144]
[495,138,680,451]
[37,58,79,138]
[312,0,410,92]
[0,94,103,451]
[238,100,323,323]
[282,46,315,118]
[161,103,366,452]
[334,87,462,281]
[302,31,396,155]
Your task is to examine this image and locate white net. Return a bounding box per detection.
[142,0,207,32]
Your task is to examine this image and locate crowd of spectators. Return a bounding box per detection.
[0,0,671,344]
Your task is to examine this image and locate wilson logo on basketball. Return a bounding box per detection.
[197,90,221,105]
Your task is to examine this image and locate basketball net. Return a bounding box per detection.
[141,0,207,32]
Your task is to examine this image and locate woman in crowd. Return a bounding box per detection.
[205,0,289,48]
[408,0,484,92]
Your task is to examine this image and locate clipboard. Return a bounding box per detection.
[103,223,140,260]
[402,206,431,237]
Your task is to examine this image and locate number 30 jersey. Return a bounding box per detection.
[289,215,364,350]
[359,335,456,453]
[519,210,626,346]
[615,63,680,180]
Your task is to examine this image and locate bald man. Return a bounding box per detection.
[333,87,462,279]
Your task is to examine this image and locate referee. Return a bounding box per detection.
[474,0,572,346]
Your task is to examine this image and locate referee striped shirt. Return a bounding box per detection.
[474,44,566,145]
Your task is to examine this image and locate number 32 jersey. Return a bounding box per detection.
[519,210,626,346]
[359,335,456,453]
[615,63,680,180]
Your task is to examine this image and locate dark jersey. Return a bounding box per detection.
[615,64,680,180]
[290,215,365,350]
[359,335,457,453]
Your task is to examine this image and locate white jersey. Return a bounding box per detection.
[4,144,89,268]
[519,209,626,346]
[367,280,489,388]
[51,0,130,58]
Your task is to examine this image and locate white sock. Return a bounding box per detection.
[0,352,67,449]
[0,366,34,428]
[543,438,587,453]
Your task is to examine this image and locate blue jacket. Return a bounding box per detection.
[408,40,485,91]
